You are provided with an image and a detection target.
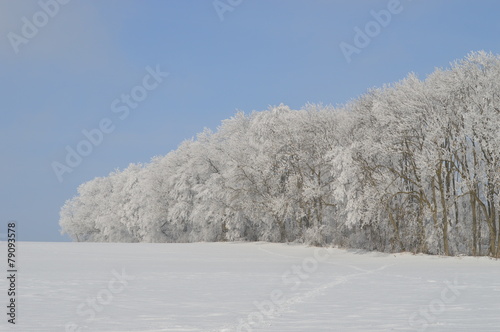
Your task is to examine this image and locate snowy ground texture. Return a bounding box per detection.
[1,242,500,331]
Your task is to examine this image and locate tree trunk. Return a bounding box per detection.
[437,165,450,256]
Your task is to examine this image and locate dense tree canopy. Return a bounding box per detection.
[60,52,500,257]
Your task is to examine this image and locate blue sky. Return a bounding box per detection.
[2,0,500,242]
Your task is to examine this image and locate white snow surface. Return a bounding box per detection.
[1,242,500,331]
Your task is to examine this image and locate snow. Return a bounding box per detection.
[1,242,500,331]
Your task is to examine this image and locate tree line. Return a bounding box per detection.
[60,52,500,257]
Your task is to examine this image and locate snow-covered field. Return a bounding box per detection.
[1,242,500,331]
